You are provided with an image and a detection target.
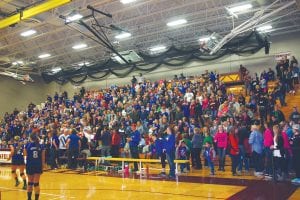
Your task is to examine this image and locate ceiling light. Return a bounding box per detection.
[120,0,136,4]
[66,14,83,22]
[115,32,131,39]
[167,19,187,27]
[199,36,216,42]
[257,25,273,32]
[20,29,37,37]
[150,45,167,52]
[72,43,88,49]
[199,37,210,42]
[78,62,90,66]
[12,61,24,65]
[228,4,252,13]
[51,67,62,73]
[38,53,51,59]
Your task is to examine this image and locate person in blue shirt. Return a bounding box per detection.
[203,141,216,175]
[8,136,27,189]
[127,123,140,171]
[177,140,188,173]
[66,129,81,169]
[249,124,264,176]
[140,106,149,124]
[151,134,167,176]
[24,133,45,200]
[164,125,176,178]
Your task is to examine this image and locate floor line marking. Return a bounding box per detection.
[0,186,75,198]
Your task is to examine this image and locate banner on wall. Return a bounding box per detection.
[275,51,291,61]
[0,149,11,164]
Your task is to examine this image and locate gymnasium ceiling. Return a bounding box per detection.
[0,0,300,75]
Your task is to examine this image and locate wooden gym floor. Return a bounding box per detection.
[0,165,299,200]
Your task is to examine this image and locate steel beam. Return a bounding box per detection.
[0,0,72,29]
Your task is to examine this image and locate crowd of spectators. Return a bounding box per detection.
[0,57,299,182]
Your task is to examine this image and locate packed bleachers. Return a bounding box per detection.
[0,58,300,182]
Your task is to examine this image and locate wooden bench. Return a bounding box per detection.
[86,157,106,170]
[87,157,189,175]
[174,160,190,174]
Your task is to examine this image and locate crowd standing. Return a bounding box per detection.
[1,57,300,185]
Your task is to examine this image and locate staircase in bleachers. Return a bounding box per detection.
[226,81,300,119]
[280,87,300,119]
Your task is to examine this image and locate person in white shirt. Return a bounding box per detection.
[83,125,93,143]
[184,89,194,103]
[232,97,240,115]
[137,73,145,84]
[58,128,70,165]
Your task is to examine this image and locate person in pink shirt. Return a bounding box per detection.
[281,128,292,178]
[214,125,228,171]
[202,95,209,111]
[263,122,274,178]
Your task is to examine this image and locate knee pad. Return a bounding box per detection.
[33,183,39,187]
[11,170,16,174]
[28,182,34,186]
[20,173,24,176]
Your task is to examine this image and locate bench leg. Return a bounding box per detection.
[139,161,142,175]
[95,160,98,171]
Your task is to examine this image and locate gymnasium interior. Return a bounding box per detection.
[0,0,300,199]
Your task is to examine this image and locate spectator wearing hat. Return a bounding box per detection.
[290,124,300,184]
[127,123,140,171]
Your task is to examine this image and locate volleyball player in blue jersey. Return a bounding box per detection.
[24,133,45,200]
[8,136,27,189]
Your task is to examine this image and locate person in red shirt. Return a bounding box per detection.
[111,128,121,157]
[189,100,196,118]
[228,127,240,176]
